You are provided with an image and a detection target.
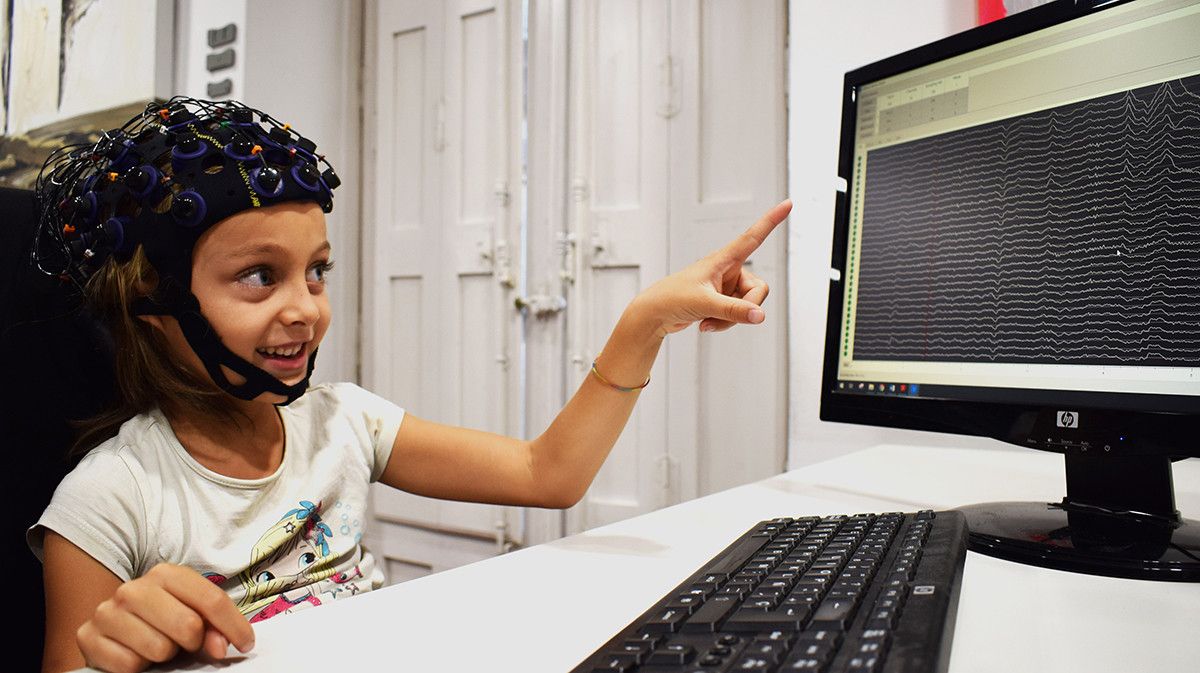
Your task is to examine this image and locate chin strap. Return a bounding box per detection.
[132,290,315,405]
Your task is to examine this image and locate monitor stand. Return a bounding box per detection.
[958,453,1200,581]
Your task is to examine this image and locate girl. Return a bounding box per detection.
[27,98,790,673]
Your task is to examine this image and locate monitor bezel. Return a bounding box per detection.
[819,0,1200,459]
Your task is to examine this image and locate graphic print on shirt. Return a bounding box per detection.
[201,499,371,622]
[201,500,335,622]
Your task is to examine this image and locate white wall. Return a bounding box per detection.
[242,0,363,387]
[786,0,1003,469]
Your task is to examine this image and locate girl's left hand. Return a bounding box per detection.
[630,199,792,337]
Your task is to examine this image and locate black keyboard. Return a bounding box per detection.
[570,510,968,673]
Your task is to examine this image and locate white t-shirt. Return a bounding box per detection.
[28,382,403,623]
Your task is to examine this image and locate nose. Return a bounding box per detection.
[279,275,322,326]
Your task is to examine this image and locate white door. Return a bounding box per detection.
[666,0,789,503]
[363,0,524,580]
[561,0,672,532]
[564,0,788,533]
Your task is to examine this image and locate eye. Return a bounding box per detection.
[298,552,316,568]
[238,266,274,288]
[255,571,275,583]
[307,261,334,284]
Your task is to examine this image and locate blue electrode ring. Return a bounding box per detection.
[223,138,258,162]
[103,216,128,253]
[171,190,207,228]
[292,162,322,192]
[124,164,160,199]
[171,136,207,162]
[250,166,285,198]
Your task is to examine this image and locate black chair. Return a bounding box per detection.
[2,186,117,672]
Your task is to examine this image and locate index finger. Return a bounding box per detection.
[155,565,255,653]
[721,199,792,263]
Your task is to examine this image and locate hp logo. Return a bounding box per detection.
[1056,411,1078,428]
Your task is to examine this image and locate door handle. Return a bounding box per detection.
[513,294,567,318]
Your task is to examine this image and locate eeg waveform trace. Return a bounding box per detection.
[853,74,1200,367]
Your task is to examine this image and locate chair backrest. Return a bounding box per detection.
[2,186,117,672]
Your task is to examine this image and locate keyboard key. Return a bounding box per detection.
[845,655,882,673]
[794,630,842,646]
[625,633,662,648]
[729,655,775,670]
[592,654,636,672]
[711,536,774,574]
[865,606,899,631]
[719,585,751,600]
[789,640,836,665]
[666,596,702,615]
[782,594,819,610]
[757,629,795,645]
[810,597,859,630]
[780,657,827,671]
[681,594,739,633]
[723,606,809,632]
[641,607,688,633]
[761,578,794,593]
[616,640,652,659]
[597,652,640,669]
[646,643,695,665]
[744,638,790,663]
[857,636,889,658]
[744,598,779,611]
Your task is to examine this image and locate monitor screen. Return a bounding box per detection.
[829,0,1199,418]
[820,0,1200,580]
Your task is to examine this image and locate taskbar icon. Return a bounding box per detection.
[837,380,919,397]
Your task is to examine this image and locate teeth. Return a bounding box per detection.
[259,344,303,357]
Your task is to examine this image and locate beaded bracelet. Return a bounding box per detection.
[590,359,651,392]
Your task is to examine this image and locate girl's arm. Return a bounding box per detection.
[41,531,254,673]
[379,200,791,508]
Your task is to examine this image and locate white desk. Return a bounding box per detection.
[138,444,1200,672]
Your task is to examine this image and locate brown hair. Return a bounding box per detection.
[71,247,245,455]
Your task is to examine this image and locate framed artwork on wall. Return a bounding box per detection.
[0,101,154,189]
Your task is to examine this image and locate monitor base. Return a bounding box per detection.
[959,501,1200,582]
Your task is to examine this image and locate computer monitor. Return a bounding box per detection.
[820,0,1200,581]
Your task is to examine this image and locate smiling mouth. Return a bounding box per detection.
[256,342,309,368]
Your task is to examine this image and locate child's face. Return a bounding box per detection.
[157,201,333,403]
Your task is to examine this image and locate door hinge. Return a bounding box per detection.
[571,176,589,202]
[656,455,677,493]
[494,238,514,288]
[434,99,446,152]
[658,55,681,119]
[557,231,577,284]
[494,180,511,207]
[494,519,512,554]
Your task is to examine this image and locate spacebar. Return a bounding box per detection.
[707,534,771,575]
